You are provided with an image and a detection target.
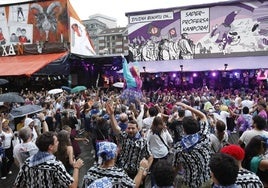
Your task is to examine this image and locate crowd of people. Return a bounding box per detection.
[0,83,267,187]
[0,57,268,187]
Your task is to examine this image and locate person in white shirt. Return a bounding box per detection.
[147,116,173,187]
[0,118,14,179]
[142,106,158,136]
[239,115,268,148]
[13,127,38,167]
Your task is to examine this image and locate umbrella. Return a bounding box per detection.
[71,86,87,93]
[112,82,124,88]
[61,86,72,93]
[10,104,43,118]
[48,88,63,95]
[0,92,25,103]
[0,79,8,85]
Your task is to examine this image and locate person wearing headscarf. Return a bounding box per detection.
[82,141,148,188]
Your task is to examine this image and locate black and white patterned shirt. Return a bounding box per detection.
[236,168,264,188]
[173,120,212,188]
[14,156,73,188]
[116,132,151,176]
[82,165,135,187]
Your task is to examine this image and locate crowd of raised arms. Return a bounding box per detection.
[0,85,267,187]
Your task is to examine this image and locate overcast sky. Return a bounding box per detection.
[69,0,235,27]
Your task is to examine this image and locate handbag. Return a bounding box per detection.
[157,133,173,163]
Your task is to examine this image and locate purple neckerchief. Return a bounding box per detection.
[28,151,55,167]
[181,133,200,152]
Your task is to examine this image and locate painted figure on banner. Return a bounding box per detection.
[30,1,63,42]
[210,10,241,52]
[0,28,6,45]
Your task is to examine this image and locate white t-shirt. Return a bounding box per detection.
[239,129,268,146]
[213,111,230,126]
[1,131,13,149]
[13,142,38,167]
[147,129,173,159]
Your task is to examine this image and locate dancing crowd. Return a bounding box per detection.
[0,57,267,187]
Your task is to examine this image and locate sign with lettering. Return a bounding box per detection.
[180,8,209,34]
[129,12,173,24]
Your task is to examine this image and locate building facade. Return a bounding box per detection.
[82,14,128,55]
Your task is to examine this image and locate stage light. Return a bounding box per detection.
[180,65,183,72]
[193,73,197,77]
[224,63,228,70]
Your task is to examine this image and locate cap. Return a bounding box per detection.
[220,144,245,161]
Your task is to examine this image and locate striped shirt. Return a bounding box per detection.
[236,168,264,188]
[116,132,151,176]
[173,120,211,188]
[14,156,73,188]
[82,165,135,187]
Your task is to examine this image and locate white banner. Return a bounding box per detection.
[181,8,210,34]
[129,12,173,24]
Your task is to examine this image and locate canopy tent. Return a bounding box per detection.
[0,52,67,76]
[122,55,268,73]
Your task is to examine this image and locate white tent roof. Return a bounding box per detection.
[123,55,268,73]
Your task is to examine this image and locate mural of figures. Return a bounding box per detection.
[30,1,63,42]
[0,7,9,46]
[178,33,195,59]
[251,1,268,47]
[128,0,268,62]
[210,10,241,52]
[0,27,6,45]
[9,4,29,24]
[9,25,33,44]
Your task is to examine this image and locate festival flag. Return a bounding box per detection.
[67,0,96,56]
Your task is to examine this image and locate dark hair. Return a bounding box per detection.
[151,116,165,134]
[252,115,266,130]
[178,109,185,118]
[242,106,249,114]
[149,106,158,117]
[242,135,267,170]
[152,160,175,186]
[55,130,71,167]
[128,119,139,128]
[209,153,239,186]
[215,120,226,141]
[36,132,57,152]
[182,116,200,134]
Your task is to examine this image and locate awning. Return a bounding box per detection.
[0,52,68,76]
[120,55,268,73]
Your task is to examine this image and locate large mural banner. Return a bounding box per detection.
[127,0,268,62]
[0,0,95,56]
